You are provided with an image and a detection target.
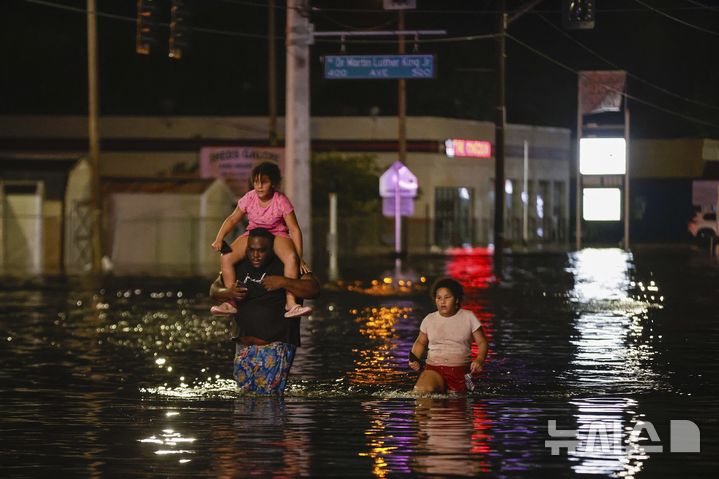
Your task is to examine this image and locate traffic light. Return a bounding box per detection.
[562,0,595,30]
[136,0,158,55]
[169,0,191,60]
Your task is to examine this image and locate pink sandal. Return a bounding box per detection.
[210,302,237,315]
[284,304,312,318]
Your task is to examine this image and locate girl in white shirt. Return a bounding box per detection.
[409,277,488,393]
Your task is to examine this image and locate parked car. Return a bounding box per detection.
[688,211,718,241]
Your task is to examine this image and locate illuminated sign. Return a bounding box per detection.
[324,55,434,79]
[379,161,418,198]
[580,137,626,175]
[445,139,492,159]
[583,188,621,221]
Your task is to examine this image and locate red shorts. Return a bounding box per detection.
[425,363,470,392]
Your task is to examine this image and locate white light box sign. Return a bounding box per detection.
[580,138,626,175]
[583,188,621,221]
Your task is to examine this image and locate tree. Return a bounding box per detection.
[311,152,381,216]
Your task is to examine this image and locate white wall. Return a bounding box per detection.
[1,182,43,275]
[109,193,200,275]
[199,179,236,275]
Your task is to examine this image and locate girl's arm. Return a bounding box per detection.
[470,327,489,374]
[409,331,429,371]
[211,206,245,251]
[283,211,310,274]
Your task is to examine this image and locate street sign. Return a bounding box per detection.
[383,197,413,217]
[379,161,418,198]
[379,162,417,252]
[324,55,435,80]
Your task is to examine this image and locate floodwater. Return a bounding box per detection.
[1,247,718,478]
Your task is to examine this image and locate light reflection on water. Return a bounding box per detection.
[349,305,415,386]
[567,397,650,478]
[564,249,667,478]
[2,249,718,477]
[566,249,663,391]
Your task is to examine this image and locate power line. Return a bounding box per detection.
[223,0,715,15]
[22,0,279,39]
[535,13,719,112]
[506,33,719,132]
[315,4,711,15]
[314,12,397,32]
[23,0,134,23]
[218,0,308,17]
[21,0,493,45]
[633,0,719,36]
[314,33,496,45]
[18,0,719,131]
[683,0,719,13]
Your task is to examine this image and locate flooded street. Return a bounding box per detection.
[1,247,718,477]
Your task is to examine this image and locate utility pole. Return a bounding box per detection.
[576,76,583,250]
[398,10,407,164]
[624,93,630,251]
[87,0,102,273]
[285,0,312,263]
[494,0,507,279]
[493,0,544,279]
[268,0,278,146]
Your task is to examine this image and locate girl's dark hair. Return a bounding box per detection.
[250,162,282,188]
[430,277,464,305]
[248,227,275,244]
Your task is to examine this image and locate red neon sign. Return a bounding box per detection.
[445,139,492,159]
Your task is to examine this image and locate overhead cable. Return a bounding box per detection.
[506,32,719,131]
[633,0,719,36]
[536,13,719,112]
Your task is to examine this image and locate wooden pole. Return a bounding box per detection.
[493,0,507,278]
[87,0,102,273]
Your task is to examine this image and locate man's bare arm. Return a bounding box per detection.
[261,273,320,299]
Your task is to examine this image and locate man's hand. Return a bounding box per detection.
[409,360,421,372]
[261,275,286,292]
[217,284,248,303]
[211,275,248,303]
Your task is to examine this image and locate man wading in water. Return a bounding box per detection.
[210,228,320,394]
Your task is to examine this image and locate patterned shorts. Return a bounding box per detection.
[233,342,297,395]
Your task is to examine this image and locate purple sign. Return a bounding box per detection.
[379,161,418,198]
[383,197,414,217]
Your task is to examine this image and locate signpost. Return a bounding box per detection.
[324,55,435,80]
[380,161,418,259]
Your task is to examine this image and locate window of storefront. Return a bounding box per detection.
[434,187,474,248]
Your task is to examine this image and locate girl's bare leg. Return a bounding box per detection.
[273,236,299,308]
[220,236,248,291]
[414,370,447,394]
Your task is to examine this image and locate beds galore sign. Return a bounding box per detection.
[200,147,285,195]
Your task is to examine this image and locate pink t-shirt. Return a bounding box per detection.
[237,190,294,238]
[420,309,482,367]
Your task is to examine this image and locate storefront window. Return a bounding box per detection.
[434,187,474,247]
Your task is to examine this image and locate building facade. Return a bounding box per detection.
[1,115,572,274]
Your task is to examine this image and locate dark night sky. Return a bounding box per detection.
[3,0,719,139]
